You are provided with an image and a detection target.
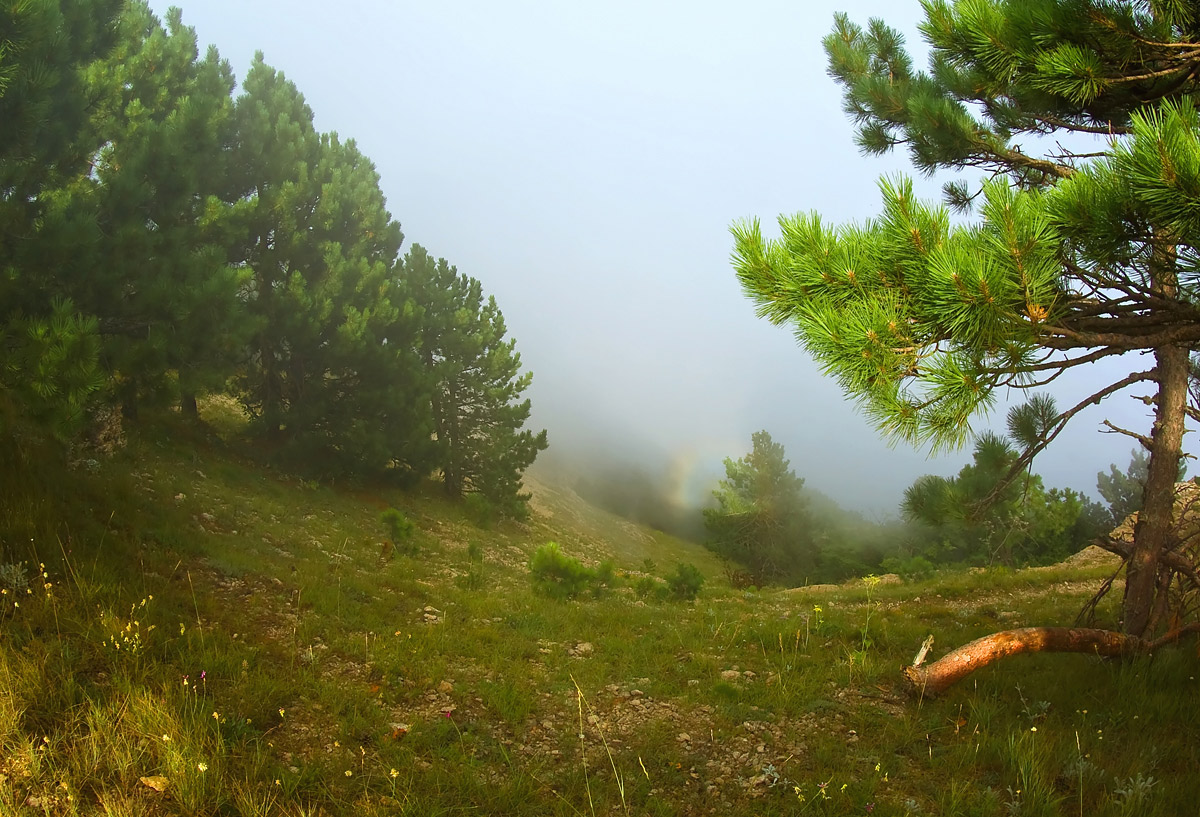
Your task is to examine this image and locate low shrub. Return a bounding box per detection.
[380,508,418,556]
[881,554,936,581]
[464,494,495,529]
[667,562,705,600]
[634,575,662,599]
[592,559,620,597]
[529,542,594,600]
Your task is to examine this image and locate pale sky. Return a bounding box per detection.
[147,0,1189,513]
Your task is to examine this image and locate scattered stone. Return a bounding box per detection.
[720,670,741,682]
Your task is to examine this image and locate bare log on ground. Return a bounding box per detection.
[902,628,1144,697]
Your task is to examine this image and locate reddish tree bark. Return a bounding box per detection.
[902,628,1143,696]
[1126,342,1190,636]
[903,623,1200,696]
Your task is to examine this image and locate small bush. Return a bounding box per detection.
[592,559,619,597]
[467,540,484,563]
[458,540,486,590]
[464,494,495,529]
[667,562,705,600]
[529,542,594,600]
[881,554,936,581]
[634,575,662,599]
[380,508,418,556]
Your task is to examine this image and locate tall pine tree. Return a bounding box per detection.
[402,245,547,512]
[233,57,430,475]
[70,2,249,418]
[733,1,1200,638]
[0,0,121,434]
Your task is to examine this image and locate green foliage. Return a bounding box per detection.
[1,0,547,500]
[1098,449,1151,527]
[734,0,1200,634]
[703,430,818,586]
[1,301,104,437]
[74,3,250,418]
[232,57,434,478]
[1097,449,1186,527]
[457,541,486,591]
[0,0,121,434]
[634,574,663,599]
[733,0,1200,450]
[900,403,1095,567]
[591,559,619,598]
[666,562,705,600]
[467,539,484,563]
[880,553,936,581]
[528,542,594,600]
[464,493,495,529]
[379,508,416,556]
[403,245,548,512]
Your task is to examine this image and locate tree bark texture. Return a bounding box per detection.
[902,627,1142,697]
[1125,342,1190,636]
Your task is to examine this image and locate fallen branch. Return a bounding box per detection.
[903,627,1144,697]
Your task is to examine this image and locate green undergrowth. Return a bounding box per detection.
[0,412,1197,815]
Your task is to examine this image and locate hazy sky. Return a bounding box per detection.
[148,0,1192,513]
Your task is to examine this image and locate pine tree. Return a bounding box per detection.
[229,55,321,439]
[903,430,1089,567]
[1097,448,1187,527]
[733,1,1200,638]
[703,431,817,586]
[232,57,430,475]
[402,245,548,513]
[69,2,249,418]
[0,0,121,434]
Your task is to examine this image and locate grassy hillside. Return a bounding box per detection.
[0,408,1197,816]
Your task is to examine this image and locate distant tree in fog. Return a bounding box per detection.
[703,430,817,586]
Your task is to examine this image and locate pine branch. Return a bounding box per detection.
[1100,420,1154,450]
[976,370,1158,509]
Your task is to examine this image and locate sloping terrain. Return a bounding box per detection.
[0,414,1197,816]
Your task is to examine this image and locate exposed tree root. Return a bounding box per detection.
[902,624,1200,697]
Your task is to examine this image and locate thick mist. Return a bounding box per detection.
[146,0,1198,516]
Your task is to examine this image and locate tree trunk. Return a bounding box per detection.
[1124,341,1189,637]
[180,391,198,418]
[902,623,1200,696]
[902,628,1143,696]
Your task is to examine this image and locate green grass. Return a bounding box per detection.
[0,408,1196,815]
